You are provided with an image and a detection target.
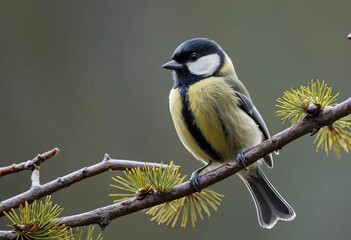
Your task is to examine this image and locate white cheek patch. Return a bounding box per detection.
[187,53,221,76]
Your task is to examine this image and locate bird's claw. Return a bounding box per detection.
[236,150,249,171]
[190,173,202,192]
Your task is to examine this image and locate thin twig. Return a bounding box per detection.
[0,154,164,217]
[0,148,60,177]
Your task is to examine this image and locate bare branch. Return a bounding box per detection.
[0,231,16,240]
[0,148,60,177]
[0,154,164,217]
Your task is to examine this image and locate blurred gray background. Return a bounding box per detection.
[1,1,351,239]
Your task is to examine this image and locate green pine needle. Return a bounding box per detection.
[70,226,103,240]
[276,79,338,125]
[144,162,184,192]
[314,115,351,158]
[276,88,308,125]
[145,189,224,228]
[4,195,71,240]
[276,79,351,157]
[110,167,152,202]
[110,161,184,202]
[109,161,224,227]
[306,79,338,107]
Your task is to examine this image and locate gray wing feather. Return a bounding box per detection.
[234,91,273,168]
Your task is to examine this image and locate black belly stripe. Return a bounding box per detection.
[179,86,222,162]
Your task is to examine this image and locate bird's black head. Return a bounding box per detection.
[162,38,225,88]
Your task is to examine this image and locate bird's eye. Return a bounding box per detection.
[189,53,199,62]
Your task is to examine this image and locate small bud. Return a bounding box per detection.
[136,187,154,200]
[306,103,320,116]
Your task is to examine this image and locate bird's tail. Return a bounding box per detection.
[239,166,296,229]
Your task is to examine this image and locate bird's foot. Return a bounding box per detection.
[236,150,249,171]
[189,172,202,192]
[189,161,213,192]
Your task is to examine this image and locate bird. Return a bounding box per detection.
[162,38,295,229]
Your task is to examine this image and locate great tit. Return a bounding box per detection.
[162,38,295,229]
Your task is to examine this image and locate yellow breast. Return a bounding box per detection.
[169,77,262,164]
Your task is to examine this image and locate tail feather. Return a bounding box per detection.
[240,166,295,229]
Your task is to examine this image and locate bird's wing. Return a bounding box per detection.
[234,91,273,168]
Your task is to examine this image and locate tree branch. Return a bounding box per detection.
[59,97,351,227]
[0,231,16,240]
[0,155,164,217]
[1,97,350,239]
[0,148,60,177]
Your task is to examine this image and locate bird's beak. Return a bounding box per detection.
[162,60,183,70]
